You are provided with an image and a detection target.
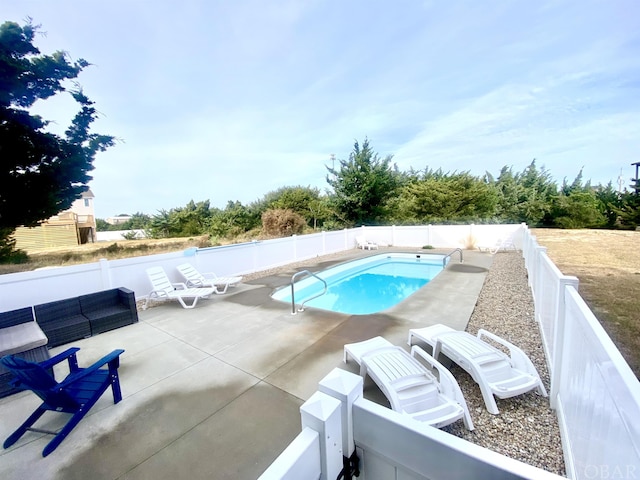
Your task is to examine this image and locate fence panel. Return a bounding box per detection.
[427,225,473,248]
[471,223,525,250]
[323,230,349,253]
[556,287,640,479]
[390,225,429,248]
[353,397,562,480]
[535,253,564,367]
[257,428,321,480]
[0,262,105,311]
[295,233,325,261]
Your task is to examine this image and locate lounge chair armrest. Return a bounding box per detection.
[171,282,189,290]
[57,349,125,389]
[148,289,170,299]
[477,329,536,374]
[411,345,463,399]
[411,345,474,430]
[39,347,81,370]
[200,272,219,279]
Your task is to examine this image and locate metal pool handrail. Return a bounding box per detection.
[442,248,463,267]
[290,270,328,315]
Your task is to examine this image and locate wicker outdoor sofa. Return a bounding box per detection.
[0,287,138,397]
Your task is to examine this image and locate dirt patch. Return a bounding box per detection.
[532,228,640,377]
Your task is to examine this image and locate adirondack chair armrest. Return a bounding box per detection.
[477,329,534,373]
[39,347,81,371]
[57,349,125,389]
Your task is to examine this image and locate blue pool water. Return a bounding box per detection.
[272,253,445,315]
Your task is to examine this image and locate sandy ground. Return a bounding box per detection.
[532,228,640,376]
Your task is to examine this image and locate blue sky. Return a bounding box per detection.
[5,0,640,218]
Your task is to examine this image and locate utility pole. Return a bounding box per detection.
[617,169,625,193]
[631,162,640,194]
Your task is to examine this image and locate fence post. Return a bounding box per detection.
[99,258,112,289]
[549,276,580,408]
[292,234,298,261]
[300,391,343,480]
[318,368,363,460]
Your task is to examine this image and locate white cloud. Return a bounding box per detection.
[4,0,640,217]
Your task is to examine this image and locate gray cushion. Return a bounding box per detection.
[0,321,48,356]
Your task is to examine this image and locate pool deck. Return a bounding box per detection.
[0,248,493,480]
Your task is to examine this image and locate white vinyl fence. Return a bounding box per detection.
[0,224,522,312]
[260,368,564,480]
[523,227,640,480]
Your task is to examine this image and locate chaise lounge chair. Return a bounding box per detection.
[355,236,379,250]
[1,347,124,457]
[407,324,547,414]
[478,232,518,254]
[144,266,216,309]
[176,263,242,294]
[344,336,473,430]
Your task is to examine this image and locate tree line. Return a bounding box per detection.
[98,139,639,242]
[2,19,637,262]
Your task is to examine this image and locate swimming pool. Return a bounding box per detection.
[272,253,446,315]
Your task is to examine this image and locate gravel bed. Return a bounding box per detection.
[442,251,566,476]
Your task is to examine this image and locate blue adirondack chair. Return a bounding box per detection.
[1,347,125,457]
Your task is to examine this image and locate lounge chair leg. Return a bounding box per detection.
[177,297,199,309]
[480,386,500,415]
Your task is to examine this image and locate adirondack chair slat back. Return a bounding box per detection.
[146,267,175,294]
[0,356,79,410]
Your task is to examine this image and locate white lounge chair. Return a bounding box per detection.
[176,263,242,294]
[355,236,378,250]
[144,266,216,309]
[344,336,473,430]
[478,233,517,254]
[407,324,547,414]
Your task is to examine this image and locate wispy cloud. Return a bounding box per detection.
[5,0,640,216]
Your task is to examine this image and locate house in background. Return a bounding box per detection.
[105,214,132,225]
[12,190,98,252]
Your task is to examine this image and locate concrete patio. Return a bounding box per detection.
[0,249,493,480]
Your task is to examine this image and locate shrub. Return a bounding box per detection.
[262,209,306,236]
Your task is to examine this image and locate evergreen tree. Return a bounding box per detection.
[326,139,400,225]
[0,20,114,259]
